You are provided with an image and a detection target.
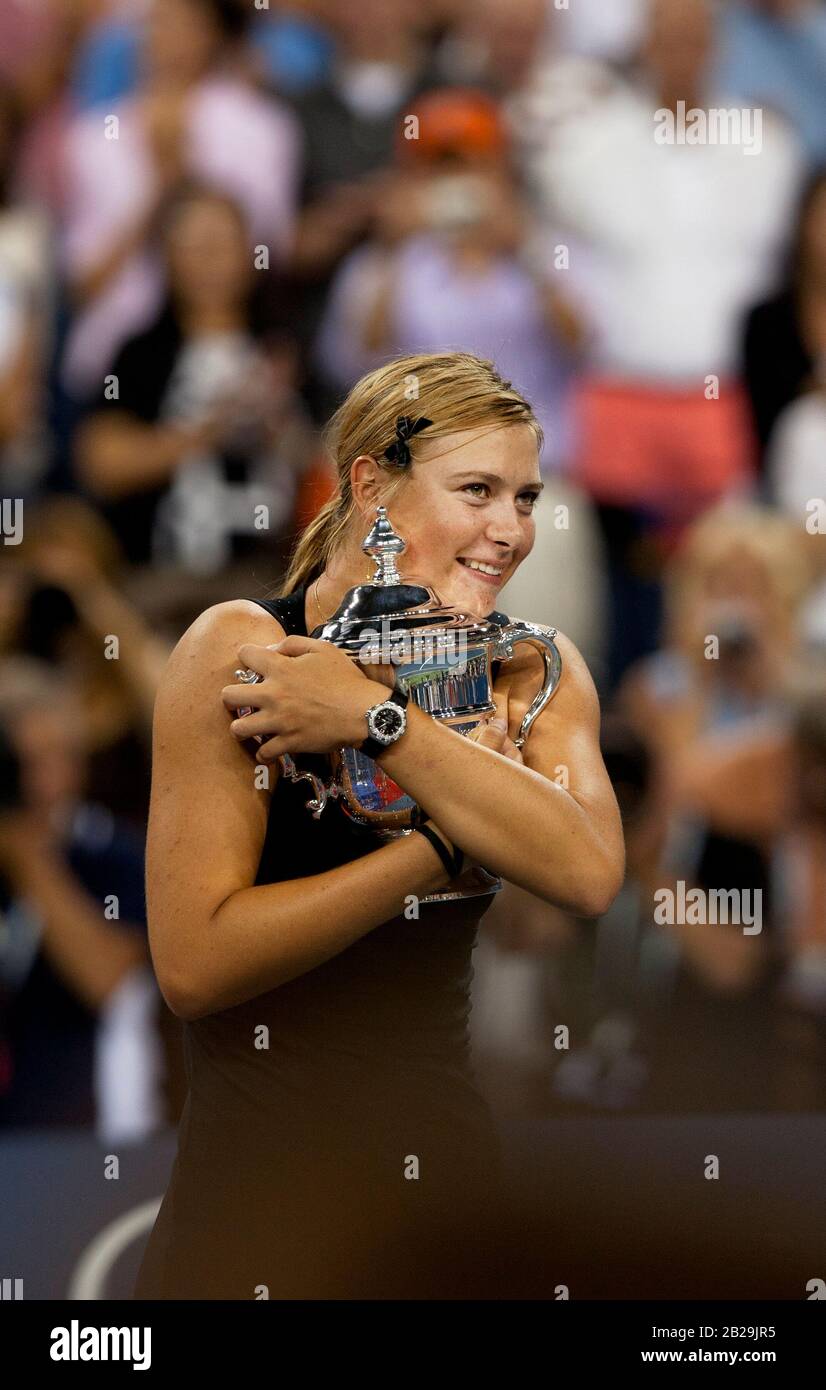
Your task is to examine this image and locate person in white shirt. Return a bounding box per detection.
[515,0,806,685]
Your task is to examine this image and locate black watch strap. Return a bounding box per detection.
[359,684,410,761]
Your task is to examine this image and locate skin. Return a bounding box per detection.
[69,0,224,306]
[643,0,714,111]
[76,196,277,501]
[364,162,586,355]
[147,423,624,1020]
[0,704,148,1010]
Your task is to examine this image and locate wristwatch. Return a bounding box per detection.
[359,685,410,760]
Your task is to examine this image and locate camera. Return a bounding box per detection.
[423,174,492,233]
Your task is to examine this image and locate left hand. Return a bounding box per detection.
[465,696,524,763]
[221,635,387,760]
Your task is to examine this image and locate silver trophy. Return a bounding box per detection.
[235,506,563,901]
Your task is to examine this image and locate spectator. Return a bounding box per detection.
[433,0,553,102]
[285,0,442,419]
[250,1,337,97]
[0,658,161,1138]
[0,82,53,497]
[67,1,341,109]
[315,87,586,472]
[74,183,318,583]
[615,503,813,1107]
[12,495,163,825]
[0,0,112,215]
[743,167,826,469]
[522,0,805,686]
[626,655,826,1110]
[60,0,300,401]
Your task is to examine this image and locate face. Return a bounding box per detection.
[145,0,221,85]
[333,0,420,53]
[684,543,781,667]
[700,546,774,614]
[476,0,549,88]
[165,198,251,311]
[354,423,542,615]
[644,0,713,92]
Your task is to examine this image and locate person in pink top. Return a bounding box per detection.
[59,0,300,401]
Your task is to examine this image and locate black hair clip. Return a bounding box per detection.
[383,415,433,469]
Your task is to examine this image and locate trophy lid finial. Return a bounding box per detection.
[361,505,406,585]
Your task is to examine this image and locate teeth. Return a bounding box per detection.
[460,558,503,576]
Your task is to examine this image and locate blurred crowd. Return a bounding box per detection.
[0,0,825,1139]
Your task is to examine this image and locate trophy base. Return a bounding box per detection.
[420,864,503,904]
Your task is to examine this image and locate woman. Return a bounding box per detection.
[60,0,298,401]
[315,87,585,473]
[616,501,812,1111]
[134,351,623,1299]
[75,181,313,579]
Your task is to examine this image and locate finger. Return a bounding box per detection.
[500,736,525,764]
[468,719,508,750]
[229,711,277,740]
[221,682,268,710]
[236,642,288,672]
[263,635,323,657]
[255,735,289,762]
[360,660,397,689]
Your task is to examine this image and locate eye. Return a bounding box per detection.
[461,482,540,508]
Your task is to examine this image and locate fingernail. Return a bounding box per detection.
[489,717,507,731]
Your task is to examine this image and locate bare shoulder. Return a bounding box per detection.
[158,599,288,698]
[149,600,290,823]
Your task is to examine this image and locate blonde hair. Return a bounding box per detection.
[278,352,543,596]
[665,499,814,654]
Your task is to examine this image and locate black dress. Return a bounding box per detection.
[134,583,509,1299]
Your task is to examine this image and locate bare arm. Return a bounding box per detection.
[228,628,625,918]
[69,201,162,306]
[74,411,222,501]
[365,632,625,917]
[669,726,792,841]
[147,601,455,1021]
[0,832,147,1013]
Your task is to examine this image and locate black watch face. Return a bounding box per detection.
[374,706,402,738]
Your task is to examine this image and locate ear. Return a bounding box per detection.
[350,454,385,515]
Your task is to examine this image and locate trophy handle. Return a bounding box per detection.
[277,754,343,819]
[491,623,563,748]
[233,667,340,819]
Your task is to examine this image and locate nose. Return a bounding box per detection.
[484,502,524,551]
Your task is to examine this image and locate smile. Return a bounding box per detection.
[457,557,505,582]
